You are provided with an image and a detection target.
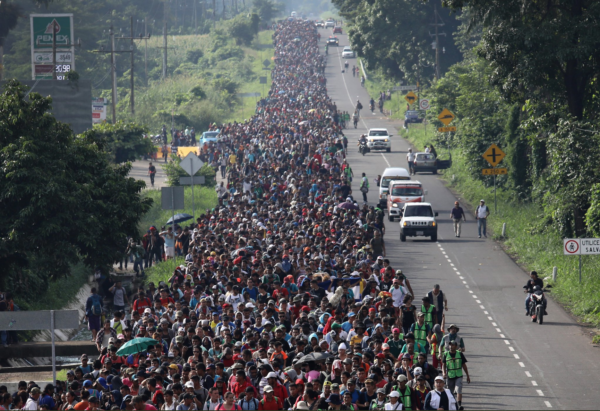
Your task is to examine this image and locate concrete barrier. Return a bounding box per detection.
[0,341,97,359]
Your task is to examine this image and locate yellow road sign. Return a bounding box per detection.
[404,91,417,105]
[482,168,508,175]
[438,126,457,132]
[438,108,455,125]
[482,144,506,167]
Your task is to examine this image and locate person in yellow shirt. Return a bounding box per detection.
[229,153,237,165]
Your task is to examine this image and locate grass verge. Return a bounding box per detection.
[139,185,218,232]
[400,126,600,327]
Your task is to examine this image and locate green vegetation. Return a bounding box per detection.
[86,121,155,163]
[145,257,187,286]
[0,80,151,306]
[139,185,218,232]
[339,0,600,325]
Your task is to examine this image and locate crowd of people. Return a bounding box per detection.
[1,20,470,411]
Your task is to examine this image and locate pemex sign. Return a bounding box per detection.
[31,14,73,46]
[30,14,75,80]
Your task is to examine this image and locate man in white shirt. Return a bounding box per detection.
[475,199,490,238]
[391,279,407,313]
[406,148,416,175]
[23,387,41,410]
[424,376,457,410]
[384,390,403,410]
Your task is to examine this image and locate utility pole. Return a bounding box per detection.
[144,18,148,85]
[52,20,57,80]
[194,0,197,35]
[213,0,216,28]
[429,5,446,81]
[110,25,116,122]
[93,22,148,121]
[162,22,168,78]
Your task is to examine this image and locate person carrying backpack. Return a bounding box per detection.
[85,287,103,342]
[238,387,259,410]
[257,386,282,410]
[216,392,241,410]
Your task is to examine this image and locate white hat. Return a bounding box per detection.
[295,401,310,410]
[413,367,422,375]
[246,302,255,308]
[435,376,445,382]
[185,381,194,388]
[264,385,274,393]
[178,327,185,333]
[338,343,347,351]
[389,391,400,398]
[144,308,152,314]
[266,372,278,379]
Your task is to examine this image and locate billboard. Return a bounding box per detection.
[92,97,108,124]
[30,14,75,80]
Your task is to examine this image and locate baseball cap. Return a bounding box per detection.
[389,391,400,398]
[435,376,445,381]
[264,385,274,393]
[413,367,423,375]
[397,375,408,382]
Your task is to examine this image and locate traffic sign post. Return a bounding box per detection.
[481,144,507,213]
[180,152,204,222]
[404,91,417,106]
[438,126,456,132]
[419,99,430,110]
[563,238,600,283]
[437,108,455,125]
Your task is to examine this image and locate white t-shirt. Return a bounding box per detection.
[385,401,404,410]
[225,294,244,312]
[407,152,415,162]
[391,285,407,307]
[424,147,431,153]
[476,205,488,219]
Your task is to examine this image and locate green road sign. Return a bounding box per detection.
[31,14,73,47]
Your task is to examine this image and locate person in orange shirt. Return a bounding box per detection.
[73,390,91,410]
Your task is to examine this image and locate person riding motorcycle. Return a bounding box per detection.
[357,134,368,154]
[523,271,546,316]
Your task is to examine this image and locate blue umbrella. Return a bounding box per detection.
[166,213,193,225]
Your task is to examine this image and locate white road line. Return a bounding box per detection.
[480,305,486,309]
[519,362,525,367]
[459,276,464,279]
[469,290,474,293]
[499,334,505,338]
[504,340,510,344]
[487,316,493,320]
[525,371,532,377]
[532,381,538,386]
[472,295,477,298]
[545,401,552,407]
[455,272,460,274]
[509,347,515,352]
[496,328,501,332]
[491,322,497,326]
[380,153,391,167]
[537,390,544,396]
[514,354,520,359]
[453,267,458,271]
[476,300,481,303]
[462,281,467,284]
[483,310,488,314]
[450,263,455,266]
[465,285,470,289]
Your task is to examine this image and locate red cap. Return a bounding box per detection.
[369,308,376,312]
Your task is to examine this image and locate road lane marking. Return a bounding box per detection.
[480,305,486,309]
[537,390,544,396]
[380,153,391,167]
[499,334,505,338]
[469,290,473,293]
[519,362,525,367]
[525,371,532,377]
[476,300,481,303]
[514,354,520,359]
[545,401,552,407]
[504,340,510,344]
[465,285,470,288]
[496,328,501,332]
[472,295,477,298]
[532,381,538,386]
[453,267,458,271]
[459,276,464,279]
[488,316,493,320]
[509,346,515,351]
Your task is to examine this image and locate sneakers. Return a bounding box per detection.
[526,309,530,316]
[478,235,481,238]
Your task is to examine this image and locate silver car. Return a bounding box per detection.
[413,153,437,174]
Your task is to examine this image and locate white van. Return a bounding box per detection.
[378,167,410,208]
[387,180,427,221]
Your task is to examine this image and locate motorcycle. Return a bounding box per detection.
[359,142,369,156]
[527,285,551,324]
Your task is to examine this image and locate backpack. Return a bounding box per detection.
[217,403,240,410]
[239,398,259,410]
[91,295,102,316]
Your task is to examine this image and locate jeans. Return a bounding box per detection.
[477,218,487,237]
[134,258,144,274]
[362,191,368,202]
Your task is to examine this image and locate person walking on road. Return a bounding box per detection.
[85,288,103,342]
[441,341,470,410]
[475,199,490,238]
[407,149,415,175]
[360,173,370,203]
[427,284,448,326]
[148,162,156,187]
[424,377,457,410]
[450,202,466,237]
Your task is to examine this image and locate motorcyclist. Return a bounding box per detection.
[523,271,546,315]
[357,134,368,153]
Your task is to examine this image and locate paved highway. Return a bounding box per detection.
[321,29,600,410]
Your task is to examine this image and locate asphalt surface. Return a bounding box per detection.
[322,29,600,410]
